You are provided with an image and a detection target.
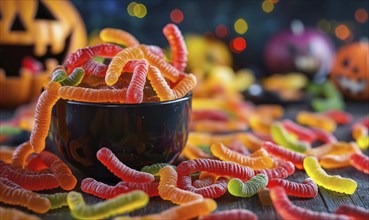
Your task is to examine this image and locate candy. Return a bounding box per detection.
[0,161,59,191]
[141,163,175,176]
[140,45,182,82]
[191,109,229,122]
[262,141,306,170]
[199,209,258,220]
[191,120,248,133]
[158,166,203,204]
[39,151,77,190]
[182,144,214,160]
[163,23,187,72]
[60,67,85,86]
[319,154,352,169]
[59,86,128,103]
[210,143,274,169]
[271,122,309,153]
[25,153,48,171]
[105,47,145,86]
[306,142,359,159]
[81,177,128,199]
[268,178,318,198]
[281,119,316,143]
[178,175,228,198]
[51,67,68,82]
[323,110,352,125]
[177,159,254,181]
[193,172,217,188]
[172,73,197,99]
[11,141,34,168]
[0,207,41,220]
[119,198,217,220]
[0,177,51,214]
[97,148,155,183]
[123,60,147,72]
[258,188,272,206]
[122,181,159,197]
[303,156,357,194]
[65,44,123,73]
[82,60,108,77]
[350,153,369,174]
[41,192,68,209]
[126,61,148,103]
[270,186,349,220]
[30,82,61,153]
[228,174,268,198]
[67,190,149,220]
[147,65,175,101]
[254,160,295,180]
[249,115,273,134]
[254,105,284,119]
[296,111,337,132]
[0,125,22,136]
[100,28,140,47]
[335,204,369,220]
[311,127,337,144]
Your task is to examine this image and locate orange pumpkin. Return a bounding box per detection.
[331,42,369,101]
[0,0,87,107]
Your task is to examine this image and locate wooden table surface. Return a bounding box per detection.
[1,100,369,220]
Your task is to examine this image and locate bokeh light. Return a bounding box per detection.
[262,0,274,13]
[127,2,137,17]
[230,37,247,53]
[355,8,368,23]
[317,20,331,33]
[335,24,351,40]
[170,9,184,24]
[133,3,147,18]
[215,24,228,38]
[270,0,279,3]
[234,18,248,35]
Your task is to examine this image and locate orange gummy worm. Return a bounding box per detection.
[100,28,140,48]
[12,141,34,168]
[147,65,175,101]
[59,86,128,103]
[30,82,61,153]
[172,73,197,99]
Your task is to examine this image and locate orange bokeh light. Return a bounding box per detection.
[170,9,184,24]
[215,24,228,38]
[335,24,351,40]
[355,8,368,23]
[230,37,247,53]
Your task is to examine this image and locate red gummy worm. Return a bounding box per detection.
[335,204,369,220]
[270,186,349,220]
[126,61,149,103]
[350,153,369,174]
[323,110,352,125]
[64,44,122,73]
[199,209,258,220]
[281,119,317,143]
[123,60,147,73]
[311,128,337,144]
[163,23,187,72]
[178,175,228,198]
[81,178,128,199]
[96,148,155,183]
[176,159,254,181]
[120,181,159,197]
[39,151,77,190]
[268,178,318,198]
[81,60,108,77]
[262,141,306,170]
[25,154,48,171]
[254,160,295,180]
[0,161,58,191]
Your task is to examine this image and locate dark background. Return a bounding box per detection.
[72,0,369,74]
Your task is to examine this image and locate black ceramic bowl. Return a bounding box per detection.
[50,94,192,181]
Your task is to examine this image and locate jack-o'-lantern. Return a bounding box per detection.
[0,0,87,107]
[331,42,369,101]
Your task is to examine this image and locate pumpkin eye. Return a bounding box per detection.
[35,1,57,20]
[10,14,26,31]
[342,58,349,68]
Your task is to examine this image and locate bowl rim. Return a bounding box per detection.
[62,93,192,108]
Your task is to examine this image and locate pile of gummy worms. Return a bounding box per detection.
[1,23,369,220]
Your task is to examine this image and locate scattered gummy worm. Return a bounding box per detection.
[296,111,337,133]
[193,172,218,188]
[0,207,41,220]
[11,141,34,168]
[268,178,318,198]
[281,119,317,143]
[41,192,68,209]
[199,209,258,220]
[304,156,357,194]
[254,160,295,180]
[271,122,309,153]
[178,174,228,198]
[140,163,176,176]
[350,153,369,174]
[227,174,268,198]
[270,186,349,220]
[335,204,369,220]
[67,190,149,220]
[0,145,14,163]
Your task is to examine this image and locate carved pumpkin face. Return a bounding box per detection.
[331,42,369,101]
[0,0,87,75]
[0,0,86,107]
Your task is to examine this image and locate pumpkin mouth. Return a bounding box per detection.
[337,74,367,96]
